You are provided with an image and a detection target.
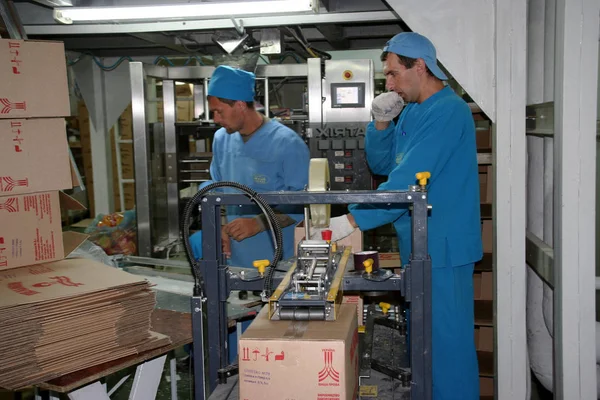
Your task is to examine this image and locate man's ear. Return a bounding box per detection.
[234,101,247,112]
[416,58,428,76]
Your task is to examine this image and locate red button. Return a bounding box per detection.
[321,230,333,241]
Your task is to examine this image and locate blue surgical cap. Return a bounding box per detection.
[383,32,448,80]
[207,65,256,102]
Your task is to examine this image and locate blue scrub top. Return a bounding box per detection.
[209,119,310,268]
[349,86,483,268]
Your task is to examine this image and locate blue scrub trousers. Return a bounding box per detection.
[432,263,479,400]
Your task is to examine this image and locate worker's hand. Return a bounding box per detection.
[221,227,231,258]
[371,91,404,122]
[224,218,261,242]
[309,215,357,242]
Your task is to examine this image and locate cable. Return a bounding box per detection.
[182,182,283,297]
[278,52,303,64]
[259,55,271,64]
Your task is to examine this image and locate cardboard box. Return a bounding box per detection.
[379,252,401,268]
[239,304,359,400]
[119,103,133,140]
[0,191,86,270]
[342,295,364,326]
[476,127,492,149]
[481,220,493,253]
[475,326,494,376]
[474,270,493,326]
[0,118,71,196]
[0,39,69,119]
[294,220,363,255]
[480,376,494,400]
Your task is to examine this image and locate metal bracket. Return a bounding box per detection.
[217,363,239,384]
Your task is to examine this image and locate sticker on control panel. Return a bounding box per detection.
[334,151,344,157]
[334,177,344,183]
[334,163,344,170]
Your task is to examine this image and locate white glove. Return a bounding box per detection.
[309,215,357,242]
[371,91,404,122]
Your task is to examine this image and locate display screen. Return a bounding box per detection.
[335,86,360,105]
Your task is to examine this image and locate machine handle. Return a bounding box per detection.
[416,171,431,186]
[363,258,374,274]
[379,302,391,315]
[253,259,270,276]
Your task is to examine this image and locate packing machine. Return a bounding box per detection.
[129,58,377,257]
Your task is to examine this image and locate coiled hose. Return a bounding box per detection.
[181,181,283,298]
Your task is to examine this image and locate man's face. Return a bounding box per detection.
[209,97,244,134]
[383,54,420,103]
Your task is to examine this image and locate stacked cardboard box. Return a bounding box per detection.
[239,304,358,400]
[0,39,168,390]
[473,107,494,397]
[0,260,169,389]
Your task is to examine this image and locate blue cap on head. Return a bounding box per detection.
[208,65,255,102]
[383,32,448,80]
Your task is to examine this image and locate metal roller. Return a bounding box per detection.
[279,307,326,321]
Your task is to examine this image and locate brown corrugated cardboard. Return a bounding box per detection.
[379,252,401,268]
[119,103,133,140]
[0,191,87,270]
[0,39,69,119]
[295,221,363,255]
[0,119,71,196]
[342,295,364,326]
[480,377,494,400]
[481,220,493,253]
[239,304,358,400]
[475,326,493,376]
[473,271,493,326]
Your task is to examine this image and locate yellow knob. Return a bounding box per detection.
[379,302,391,315]
[331,242,337,253]
[252,259,270,275]
[416,171,431,186]
[363,258,374,274]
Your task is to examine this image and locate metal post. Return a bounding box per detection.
[130,62,153,257]
[193,84,205,121]
[408,193,431,400]
[552,0,599,397]
[307,58,322,127]
[264,77,269,116]
[203,79,210,122]
[199,197,226,393]
[192,296,206,400]
[494,0,528,398]
[162,80,180,242]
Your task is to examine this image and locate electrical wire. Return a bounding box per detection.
[67,53,206,71]
[181,182,283,298]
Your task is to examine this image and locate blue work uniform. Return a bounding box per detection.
[349,86,482,399]
[191,119,309,269]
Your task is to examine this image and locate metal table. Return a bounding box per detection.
[193,189,432,400]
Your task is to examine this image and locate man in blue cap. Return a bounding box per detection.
[189,65,310,271]
[325,32,482,399]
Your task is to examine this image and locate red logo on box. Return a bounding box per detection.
[318,349,340,384]
[0,177,28,192]
[0,197,19,213]
[0,98,26,114]
[32,276,84,288]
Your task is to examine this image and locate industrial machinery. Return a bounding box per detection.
[268,240,351,321]
[179,179,432,400]
[129,59,376,257]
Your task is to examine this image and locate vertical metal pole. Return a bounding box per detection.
[494,0,528,398]
[552,0,599,397]
[162,80,180,242]
[199,197,225,393]
[307,58,322,127]
[130,62,152,257]
[192,296,206,400]
[264,77,270,116]
[409,195,431,400]
[203,79,210,123]
[193,84,205,121]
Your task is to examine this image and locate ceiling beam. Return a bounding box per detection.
[316,24,349,50]
[24,11,398,35]
[129,32,190,54]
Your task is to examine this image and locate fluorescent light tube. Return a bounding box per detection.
[54,0,317,24]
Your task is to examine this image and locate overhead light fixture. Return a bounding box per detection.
[53,0,317,24]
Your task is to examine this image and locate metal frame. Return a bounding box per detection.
[552,0,598,397]
[130,62,314,258]
[193,189,432,400]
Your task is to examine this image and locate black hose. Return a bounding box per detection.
[182,181,283,298]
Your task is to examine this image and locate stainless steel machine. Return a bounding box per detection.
[129,59,375,257]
